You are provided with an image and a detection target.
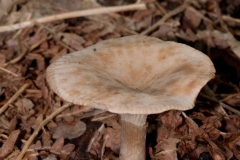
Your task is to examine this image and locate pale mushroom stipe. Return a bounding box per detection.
[46,35,215,160]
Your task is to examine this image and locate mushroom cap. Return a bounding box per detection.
[46,35,215,114]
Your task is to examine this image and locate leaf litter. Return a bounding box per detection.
[0,0,240,159]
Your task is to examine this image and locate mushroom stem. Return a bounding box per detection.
[120,114,148,160]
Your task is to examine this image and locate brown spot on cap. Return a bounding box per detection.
[145,65,153,73]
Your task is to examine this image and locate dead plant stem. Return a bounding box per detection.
[16,103,72,160]
[0,3,146,33]
[202,85,228,116]
[0,83,29,114]
[140,0,190,35]
[220,102,240,117]
[0,67,18,77]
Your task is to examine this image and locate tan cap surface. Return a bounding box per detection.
[46,35,215,114]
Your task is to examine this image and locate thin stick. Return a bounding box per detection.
[0,3,147,33]
[39,25,76,52]
[181,111,187,118]
[16,103,72,160]
[140,1,190,35]
[208,12,240,27]
[220,102,240,117]
[0,83,29,114]
[154,1,167,14]
[202,85,227,116]
[220,93,240,102]
[6,50,27,65]
[0,67,18,77]
[25,89,42,93]
[199,92,236,116]
[2,37,26,66]
[222,15,240,26]
[101,134,109,160]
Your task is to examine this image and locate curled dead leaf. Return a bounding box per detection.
[0,130,20,159]
[51,120,86,139]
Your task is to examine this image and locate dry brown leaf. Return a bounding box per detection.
[50,137,64,154]
[151,23,177,41]
[187,144,209,159]
[59,143,75,159]
[184,7,202,29]
[26,53,45,70]
[8,116,17,133]
[100,117,120,154]
[21,98,34,110]
[178,136,197,157]
[212,30,240,58]
[105,127,121,154]
[43,154,57,160]
[42,46,61,59]
[31,114,43,130]
[200,116,221,140]
[0,115,10,131]
[136,16,152,31]
[228,115,240,130]
[184,115,209,140]
[224,95,240,108]
[208,136,232,159]
[207,142,227,160]
[225,117,239,132]
[5,149,20,160]
[29,140,42,151]
[81,20,105,34]
[59,33,85,51]
[151,138,180,160]
[159,110,182,129]
[196,30,215,47]
[231,135,240,158]
[59,108,75,122]
[51,120,86,139]
[34,72,49,100]
[0,53,6,64]
[42,131,52,150]
[0,0,26,22]
[157,110,182,142]
[70,121,103,159]
[0,0,24,18]
[49,48,67,64]
[189,111,206,121]
[15,98,34,116]
[0,130,20,159]
[86,124,105,157]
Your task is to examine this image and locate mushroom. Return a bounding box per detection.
[46,35,215,160]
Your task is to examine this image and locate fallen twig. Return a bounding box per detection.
[2,35,27,67]
[202,85,228,116]
[16,103,72,160]
[222,15,240,27]
[101,134,109,160]
[220,102,240,117]
[0,67,18,77]
[220,93,240,102]
[0,3,147,33]
[0,83,29,114]
[154,1,167,14]
[199,91,240,117]
[40,25,76,52]
[140,0,190,35]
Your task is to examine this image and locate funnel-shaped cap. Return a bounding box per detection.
[46,35,215,114]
